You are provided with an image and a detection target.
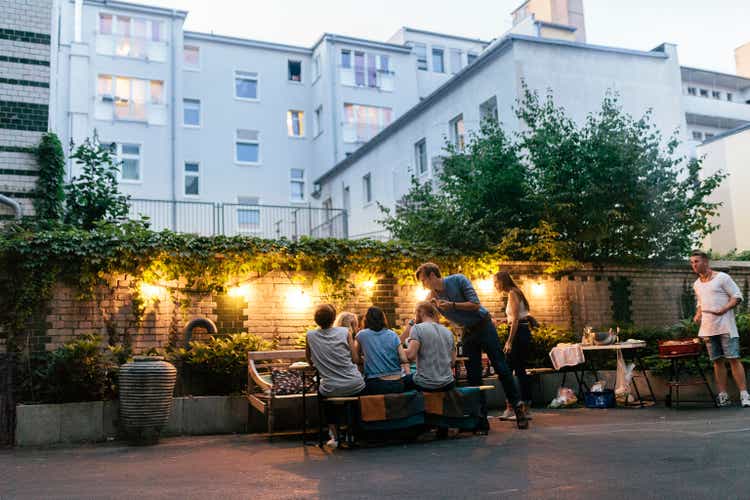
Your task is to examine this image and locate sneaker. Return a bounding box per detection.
[514,402,530,430]
[741,392,750,408]
[325,438,339,449]
[498,408,516,421]
[716,392,731,407]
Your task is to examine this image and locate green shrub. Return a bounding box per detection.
[168,333,271,395]
[17,334,126,404]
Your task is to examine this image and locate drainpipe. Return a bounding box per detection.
[0,195,22,219]
[327,37,340,164]
[170,11,178,230]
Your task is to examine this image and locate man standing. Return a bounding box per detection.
[415,262,529,429]
[690,250,750,407]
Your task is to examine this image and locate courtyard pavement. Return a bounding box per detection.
[1,406,749,499]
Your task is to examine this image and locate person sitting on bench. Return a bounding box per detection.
[306,303,365,449]
[354,306,410,394]
[402,301,456,392]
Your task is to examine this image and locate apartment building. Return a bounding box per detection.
[4,0,750,240]
[0,0,56,218]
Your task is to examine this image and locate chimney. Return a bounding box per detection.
[736,42,750,79]
[511,0,586,43]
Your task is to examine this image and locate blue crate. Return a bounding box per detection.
[584,389,615,408]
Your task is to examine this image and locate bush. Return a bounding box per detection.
[168,333,271,395]
[17,335,126,404]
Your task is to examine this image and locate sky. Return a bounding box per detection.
[148,0,749,75]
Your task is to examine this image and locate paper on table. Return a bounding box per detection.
[549,343,585,370]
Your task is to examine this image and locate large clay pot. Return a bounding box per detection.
[119,356,177,445]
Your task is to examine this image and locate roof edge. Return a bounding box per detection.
[699,122,750,146]
[184,31,311,54]
[82,0,187,18]
[401,27,491,45]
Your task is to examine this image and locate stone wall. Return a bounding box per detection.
[23,261,750,353]
[0,0,54,217]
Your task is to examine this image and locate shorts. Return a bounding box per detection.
[704,334,740,361]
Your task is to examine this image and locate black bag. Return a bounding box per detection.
[526,315,540,329]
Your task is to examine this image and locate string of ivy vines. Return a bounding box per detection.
[0,221,523,348]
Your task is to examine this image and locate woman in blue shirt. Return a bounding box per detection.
[353,306,410,394]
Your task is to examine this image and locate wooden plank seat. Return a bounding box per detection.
[247,350,314,438]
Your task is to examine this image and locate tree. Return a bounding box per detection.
[380,87,725,263]
[64,133,130,229]
[33,132,66,222]
[380,119,535,253]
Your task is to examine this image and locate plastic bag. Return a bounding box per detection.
[549,387,578,408]
[590,380,607,392]
[615,349,635,405]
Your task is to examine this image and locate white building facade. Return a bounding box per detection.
[25,0,750,239]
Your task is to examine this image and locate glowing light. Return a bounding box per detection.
[286,287,312,310]
[140,283,166,301]
[414,287,430,301]
[361,280,376,293]
[531,282,545,297]
[476,278,494,294]
[227,284,252,300]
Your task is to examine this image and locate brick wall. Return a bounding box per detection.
[0,0,53,216]
[20,261,750,354]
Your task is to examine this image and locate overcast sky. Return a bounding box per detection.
[150,0,749,74]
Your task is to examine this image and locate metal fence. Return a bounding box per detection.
[127,199,348,239]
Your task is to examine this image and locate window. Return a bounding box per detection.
[287,110,305,137]
[362,173,372,204]
[414,139,428,175]
[184,46,200,69]
[235,129,260,164]
[354,51,365,86]
[314,106,323,136]
[290,168,305,202]
[712,90,721,99]
[687,87,697,96]
[480,96,498,123]
[97,13,165,60]
[727,93,733,102]
[288,60,302,82]
[96,75,164,122]
[235,71,258,100]
[699,88,709,97]
[450,114,465,151]
[184,162,199,195]
[692,131,703,141]
[705,133,714,139]
[432,47,444,73]
[237,196,261,233]
[100,14,113,35]
[118,143,141,181]
[449,49,463,74]
[343,103,393,143]
[183,99,200,127]
[341,49,351,68]
[412,43,427,70]
[313,54,321,80]
[467,51,478,65]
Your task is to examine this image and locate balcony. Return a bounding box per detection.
[339,67,394,92]
[683,95,750,125]
[96,34,167,62]
[127,199,348,239]
[95,97,167,125]
[342,123,387,144]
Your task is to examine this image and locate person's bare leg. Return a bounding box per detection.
[713,360,728,394]
[728,359,747,392]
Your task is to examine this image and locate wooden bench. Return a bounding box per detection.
[247,349,314,438]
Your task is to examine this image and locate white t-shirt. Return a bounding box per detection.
[693,272,743,338]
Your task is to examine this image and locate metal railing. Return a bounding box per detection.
[127,199,348,239]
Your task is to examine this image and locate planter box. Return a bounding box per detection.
[15,396,247,447]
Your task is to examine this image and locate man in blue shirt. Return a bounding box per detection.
[416,262,529,429]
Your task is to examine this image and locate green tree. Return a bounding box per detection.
[380,119,534,253]
[380,87,725,263]
[33,132,66,222]
[517,86,725,261]
[64,133,130,229]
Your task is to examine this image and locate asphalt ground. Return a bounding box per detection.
[2,406,750,499]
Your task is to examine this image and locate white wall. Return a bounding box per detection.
[700,128,750,253]
[318,36,688,239]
